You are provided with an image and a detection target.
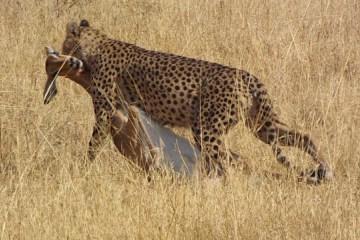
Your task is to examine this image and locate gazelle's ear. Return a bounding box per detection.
[44,46,59,56]
[45,46,52,55]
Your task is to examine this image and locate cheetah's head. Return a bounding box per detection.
[61,19,91,61]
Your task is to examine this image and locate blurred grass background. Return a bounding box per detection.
[0,0,359,239]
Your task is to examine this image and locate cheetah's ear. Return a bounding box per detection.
[66,21,80,37]
[80,19,90,27]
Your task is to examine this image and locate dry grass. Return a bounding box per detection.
[1,0,360,239]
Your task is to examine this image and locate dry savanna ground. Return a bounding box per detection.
[1,0,360,239]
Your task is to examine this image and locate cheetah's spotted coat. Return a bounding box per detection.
[48,20,332,183]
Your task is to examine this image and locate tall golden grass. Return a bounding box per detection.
[1,0,359,239]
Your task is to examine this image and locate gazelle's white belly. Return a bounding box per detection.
[137,109,199,176]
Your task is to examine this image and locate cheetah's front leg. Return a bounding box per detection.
[87,94,113,161]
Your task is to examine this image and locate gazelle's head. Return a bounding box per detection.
[43,46,85,104]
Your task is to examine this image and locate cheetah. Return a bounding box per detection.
[44,47,199,175]
[52,19,332,183]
